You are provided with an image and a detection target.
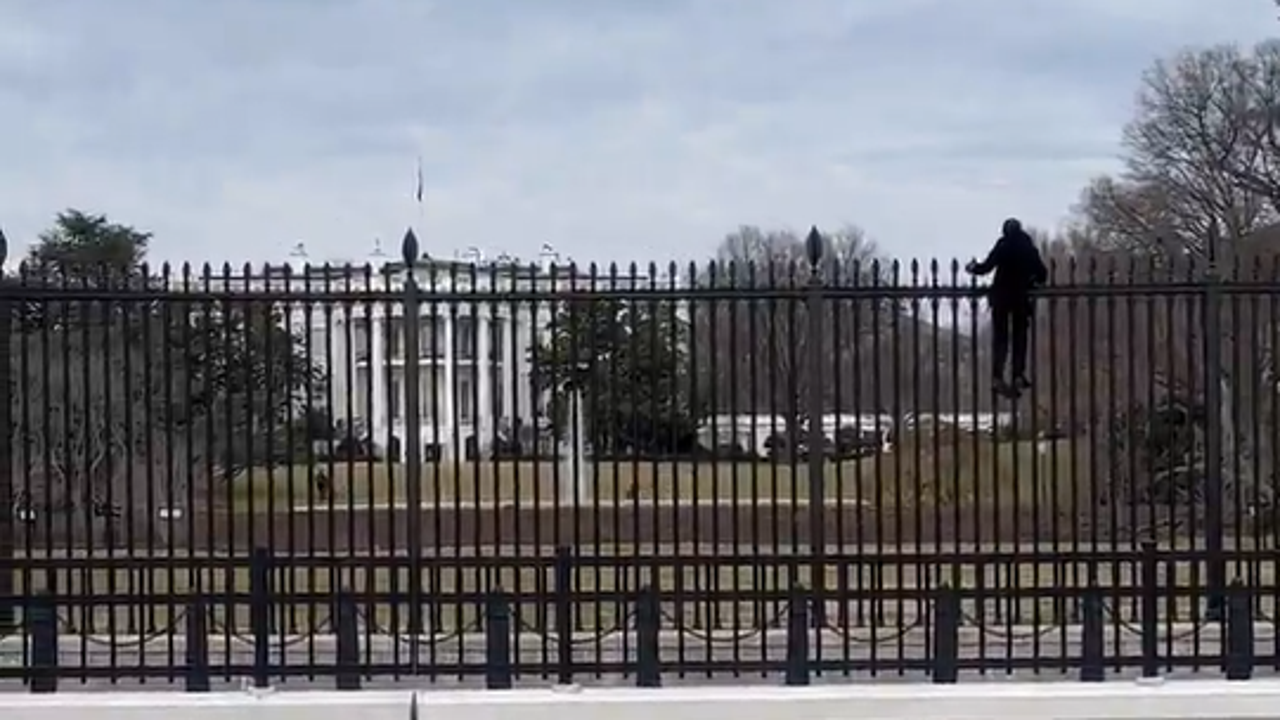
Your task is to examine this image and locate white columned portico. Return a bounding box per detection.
[501,309,517,423]
[440,316,456,460]
[476,313,492,447]
[369,311,389,455]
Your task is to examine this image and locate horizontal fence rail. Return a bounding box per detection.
[0,229,1278,688]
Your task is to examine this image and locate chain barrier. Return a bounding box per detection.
[356,606,481,647]
[956,610,1063,642]
[822,615,927,644]
[208,613,335,648]
[516,610,635,646]
[1101,602,1211,642]
[657,605,782,644]
[58,609,191,648]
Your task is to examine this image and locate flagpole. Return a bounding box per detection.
[414,156,425,235]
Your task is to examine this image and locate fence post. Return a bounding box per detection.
[250,546,272,689]
[932,582,959,684]
[635,584,661,687]
[400,229,425,640]
[1140,541,1158,679]
[0,228,14,636]
[1202,246,1226,621]
[28,589,56,693]
[1079,589,1104,682]
[185,596,209,692]
[803,226,827,628]
[785,582,810,686]
[1225,579,1253,681]
[485,590,513,689]
[335,588,361,690]
[554,545,574,685]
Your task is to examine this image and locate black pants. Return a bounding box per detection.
[991,296,1032,380]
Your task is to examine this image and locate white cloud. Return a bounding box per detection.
[0,0,1275,269]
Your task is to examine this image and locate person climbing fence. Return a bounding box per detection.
[965,217,1049,398]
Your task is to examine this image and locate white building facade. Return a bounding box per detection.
[261,247,567,462]
[348,263,551,461]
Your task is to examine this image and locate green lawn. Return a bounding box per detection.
[229,437,1094,512]
[16,435,1236,634]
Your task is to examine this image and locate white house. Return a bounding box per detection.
[252,240,649,462]
[335,263,537,461]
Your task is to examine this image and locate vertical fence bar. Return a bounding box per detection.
[426,263,445,639]
[1227,258,1245,604]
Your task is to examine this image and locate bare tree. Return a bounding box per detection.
[693,225,969,452]
[1119,46,1274,247]
[1068,42,1280,520]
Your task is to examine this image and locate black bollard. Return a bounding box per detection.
[932,582,959,684]
[784,583,810,686]
[1079,590,1104,682]
[1140,541,1159,679]
[185,596,210,692]
[553,546,574,686]
[1225,579,1254,681]
[635,584,661,688]
[28,590,57,693]
[335,589,361,690]
[249,546,272,689]
[485,590,513,690]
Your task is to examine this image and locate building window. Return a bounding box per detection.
[492,369,505,419]
[489,317,505,363]
[386,317,403,359]
[352,318,370,363]
[354,369,371,415]
[454,316,476,359]
[458,376,474,423]
[389,376,402,420]
[418,367,439,421]
[420,317,440,357]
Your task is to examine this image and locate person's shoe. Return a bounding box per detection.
[992,377,1018,398]
[1013,375,1032,392]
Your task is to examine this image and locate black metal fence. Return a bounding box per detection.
[1,227,1279,689]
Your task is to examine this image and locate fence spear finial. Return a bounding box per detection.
[401,228,420,267]
[805,226,823,268]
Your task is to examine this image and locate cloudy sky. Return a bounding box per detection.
[0,0,1275,270]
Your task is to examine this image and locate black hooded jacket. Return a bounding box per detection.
[970,227,1048,301]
